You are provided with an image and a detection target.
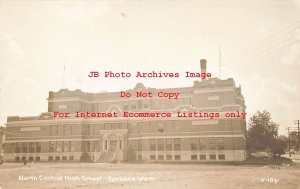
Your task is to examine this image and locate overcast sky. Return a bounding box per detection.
[0,0,299,135]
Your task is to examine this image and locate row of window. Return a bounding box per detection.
[93,98,191,112]
[191,154,225,160]
[139,154,225,161]
[8,141,96,153]
[12,142,41,153]
[14,119,238,137]
[137,138,225,151]
[148,138,181,151]
[10,154,226,162]
[13,156,75,162]
[49,141,77,152]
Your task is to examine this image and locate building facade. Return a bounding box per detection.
[0,127,5,160]
[3,76,247,162]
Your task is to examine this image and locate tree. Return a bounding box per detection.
[289,131,299,151]
[270,135,287,156]
[247,110,279,152]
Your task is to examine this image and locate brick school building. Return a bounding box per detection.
[3,61,247,162]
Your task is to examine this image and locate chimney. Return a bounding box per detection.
[200,59,207,80]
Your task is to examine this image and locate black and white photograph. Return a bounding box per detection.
[0,0,300,188]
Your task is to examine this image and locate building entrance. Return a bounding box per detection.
[110,140,117,151]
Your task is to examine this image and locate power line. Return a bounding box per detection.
[223,21,300,66]
[224,37,299,73]
[225,34,299,70]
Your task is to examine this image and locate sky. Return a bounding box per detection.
[0,0,300,135]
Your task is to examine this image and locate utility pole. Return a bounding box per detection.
[294,120,300,151]
[287,127,291,157]
[286,126,298,157]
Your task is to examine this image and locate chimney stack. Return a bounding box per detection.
[200,59,207,80]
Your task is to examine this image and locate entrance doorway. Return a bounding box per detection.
[110,140,117,151]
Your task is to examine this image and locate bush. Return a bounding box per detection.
[241,154,293,166]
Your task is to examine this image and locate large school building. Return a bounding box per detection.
[3,60,247,162]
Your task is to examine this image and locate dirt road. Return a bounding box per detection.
[0,163,299,189]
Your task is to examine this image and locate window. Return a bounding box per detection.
[191,155,197,160]
[56,142,63,152]
[63,142,69,152]
[119,140,122,150]
[166,139,172,151]
[51,125,58,136]
[58,125,64,136]
[29,157,34,161]
[15,157,20,161]
[82,141,90,152]
[174,138,181,151]
[150,155,156,160]
[62,156,67,161]
[158,155,164,160]
[104,123,111,130]
[55,156,60,161]
[65,125,71,135]
[218,145,225,150]
[35,157,40,161]
[105,141,108,150]
[15,143,21,153]
[138,140,142,151]
[209,155,216,160]
[200,155,206,160]
[48,156,53,161]
[150,139,156,151]
[89,125,95,135]
[166,155,172,160]
[131,105,136,109]
[157,122,164,132]
[191,138,198,151]
[138,100,143,109]
[112,123,118,129]
[217,137,225,150]
[199,138,206,150]
[22,143,28,153]
[208,138,216,150]
[70,142,75,152]
[174,155,181,160]
[84,125,90,135]
[36,143,41,153]
[69,156,74,161]
[218,154,225,160]
[29,142,35,153]
[158,139,164,151]
[93,141,98,152]
[49,142,55,152]
[138,155,142,161]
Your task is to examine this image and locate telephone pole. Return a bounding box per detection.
[287,127,291,157]
[294,120,300,151]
